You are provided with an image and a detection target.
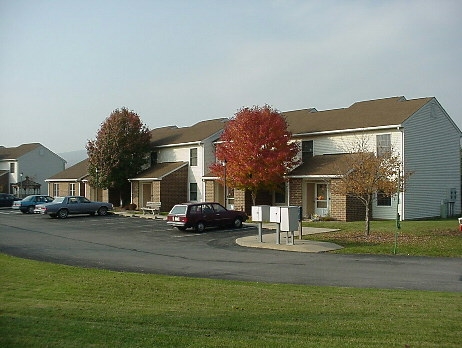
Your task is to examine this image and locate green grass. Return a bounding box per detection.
[303,219,462,257]
[1,253,461,347]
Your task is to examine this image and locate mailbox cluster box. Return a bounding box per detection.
[270,206,299,232]
[251,205,270,222]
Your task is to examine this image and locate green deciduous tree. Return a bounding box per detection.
[210,105,300,205]
[86,107,151,206]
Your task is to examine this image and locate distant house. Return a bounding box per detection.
[45,158,108,201]
[0,143,66,197]
[128,118,228,212]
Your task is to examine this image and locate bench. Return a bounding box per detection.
[141,202,161,215]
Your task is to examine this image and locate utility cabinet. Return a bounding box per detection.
[251,205,270,222]
[280,206,299,232]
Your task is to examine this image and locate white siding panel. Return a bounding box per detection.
[402,100,461,219]
[313,130,402,157]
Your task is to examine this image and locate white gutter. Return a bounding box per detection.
[287,174,342,179]
[155,141,203,149]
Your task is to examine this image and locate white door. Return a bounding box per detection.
[315,183,328,217]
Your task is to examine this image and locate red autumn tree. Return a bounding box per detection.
[86,107,151,206]
[210,105,300,205]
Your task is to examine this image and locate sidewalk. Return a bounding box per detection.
[236,223,343,253]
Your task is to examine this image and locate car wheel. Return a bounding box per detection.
[58,209,69,219]
[97,207,108,216]
[233,217,243,229]
[21,209,27,214]
[195,221,206,233]
[27,205,35,214]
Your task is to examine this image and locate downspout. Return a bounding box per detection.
[287,180,290,206]
[400,127,404,220]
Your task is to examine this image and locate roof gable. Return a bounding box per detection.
[150,118,227,147]
[284,96,433,135]
[130,162,188,180]
[47,158,89,180]
[0,143,41,160]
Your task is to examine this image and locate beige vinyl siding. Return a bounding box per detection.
[402,99,461,219]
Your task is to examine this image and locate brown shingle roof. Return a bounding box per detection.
[150,118,227,147]
[284,96,432,135]
[288,153,363,177]
[0,143,41,160]
[47,158,89,180]
[131,162,188,180]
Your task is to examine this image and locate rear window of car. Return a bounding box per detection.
[169,205,187,215]
[53,197,65,203]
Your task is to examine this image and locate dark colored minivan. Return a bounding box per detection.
[167,202,248,232]
[0,193,19,207]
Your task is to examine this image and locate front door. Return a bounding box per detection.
[142,183,152,208]
[315,183,328,217]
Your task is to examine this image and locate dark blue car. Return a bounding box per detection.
[12,195,54,214]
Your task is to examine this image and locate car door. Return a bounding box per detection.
[67,197,81,214]
[211,203,232,226]
[201,203,217,227]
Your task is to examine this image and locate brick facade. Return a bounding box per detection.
[288,178,303,207]
[160,165,188,212]
[204,180,215,202]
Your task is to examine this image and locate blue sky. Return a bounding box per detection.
[1,0,461,156]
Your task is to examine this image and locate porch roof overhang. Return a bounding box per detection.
[202,172,219,180]
[129,161,188,181]
[286,153,358,179]
[45,178,84,182]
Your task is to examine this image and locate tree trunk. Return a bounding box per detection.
[251,190,257,207]
[364,199,371,236]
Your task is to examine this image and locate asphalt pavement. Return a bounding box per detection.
[115,212,343,253]
[1,209,461,291]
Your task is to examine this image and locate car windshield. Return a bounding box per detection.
[52,197,65,203]
[169,205,187,215]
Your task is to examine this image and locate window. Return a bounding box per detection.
[53,183,59,197]
[376,134,391,157]
[212,203,226,212]
[302,140,313,162]
[190,148,198,166]
[377,191,392,206]
[190,183,198,201]
[316,183,328,208]
[10,163,15,174]
[69,183,76,196]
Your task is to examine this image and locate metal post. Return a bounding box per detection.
[20,172,23,198]
[258,222,262,242]
[394,168,401,255]
[223,160,227,208]
[275,223,280,244]
[95,168,99,201]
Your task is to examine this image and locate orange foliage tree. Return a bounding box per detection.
[332,149,411,236]
[210,105,300,205]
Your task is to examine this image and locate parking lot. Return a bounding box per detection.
[1,208,461,291]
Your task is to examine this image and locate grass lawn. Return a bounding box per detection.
[1,253,461,347]
[303,219,462,257]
